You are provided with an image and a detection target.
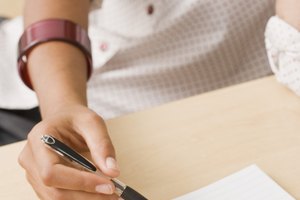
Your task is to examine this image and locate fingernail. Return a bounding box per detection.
[106,157,120,171]
[118,198,124,200]
[95,184,114,194]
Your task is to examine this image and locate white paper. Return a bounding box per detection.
[174,165,295,200]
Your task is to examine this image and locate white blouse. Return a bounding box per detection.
[0,0,276,119]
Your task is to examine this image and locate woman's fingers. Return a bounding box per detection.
[19,107,120,199]
[26,172,119,200]
[74,113,120,177]
[38,164,115,194]
[26,123,62,170]
[52,189,120,200]
[21,123,115,195]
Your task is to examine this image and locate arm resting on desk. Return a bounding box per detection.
[264,0,300,95]
[18,0,120,199]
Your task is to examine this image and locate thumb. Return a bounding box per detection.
[75,114,120,178]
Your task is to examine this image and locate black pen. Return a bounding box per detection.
[41,135,148,200]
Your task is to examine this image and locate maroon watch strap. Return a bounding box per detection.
[17,19,93,89]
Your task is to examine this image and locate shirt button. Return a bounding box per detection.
[99,42,109,52]
[147,4,154,15]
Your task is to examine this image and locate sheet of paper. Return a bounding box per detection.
[174,165,295,200]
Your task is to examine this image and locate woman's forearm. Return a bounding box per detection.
[276,0,300,30]
[24,0,91,118]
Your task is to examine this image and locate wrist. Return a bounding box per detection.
[26,42,89,119]
[41,101,87,119]
[18,19,92,89]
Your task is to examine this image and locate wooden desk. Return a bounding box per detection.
[0,76,299,200]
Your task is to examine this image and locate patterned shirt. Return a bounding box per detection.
[0,0,275,119]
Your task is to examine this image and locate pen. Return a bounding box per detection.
[41,135,148,200]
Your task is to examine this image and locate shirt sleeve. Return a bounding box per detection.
[265,16,300,95]
[0,17,38,109]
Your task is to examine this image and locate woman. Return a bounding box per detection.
[0,0,298,199]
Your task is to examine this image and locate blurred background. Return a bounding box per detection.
[0,0,41,146]
[0,0,23,18]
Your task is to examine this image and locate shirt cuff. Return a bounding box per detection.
[265,16,300,95]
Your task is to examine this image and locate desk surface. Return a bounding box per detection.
[0,76,299,199]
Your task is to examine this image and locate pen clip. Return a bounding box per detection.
[41,135,97,172]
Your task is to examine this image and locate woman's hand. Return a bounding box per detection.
[18,105,120,200]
